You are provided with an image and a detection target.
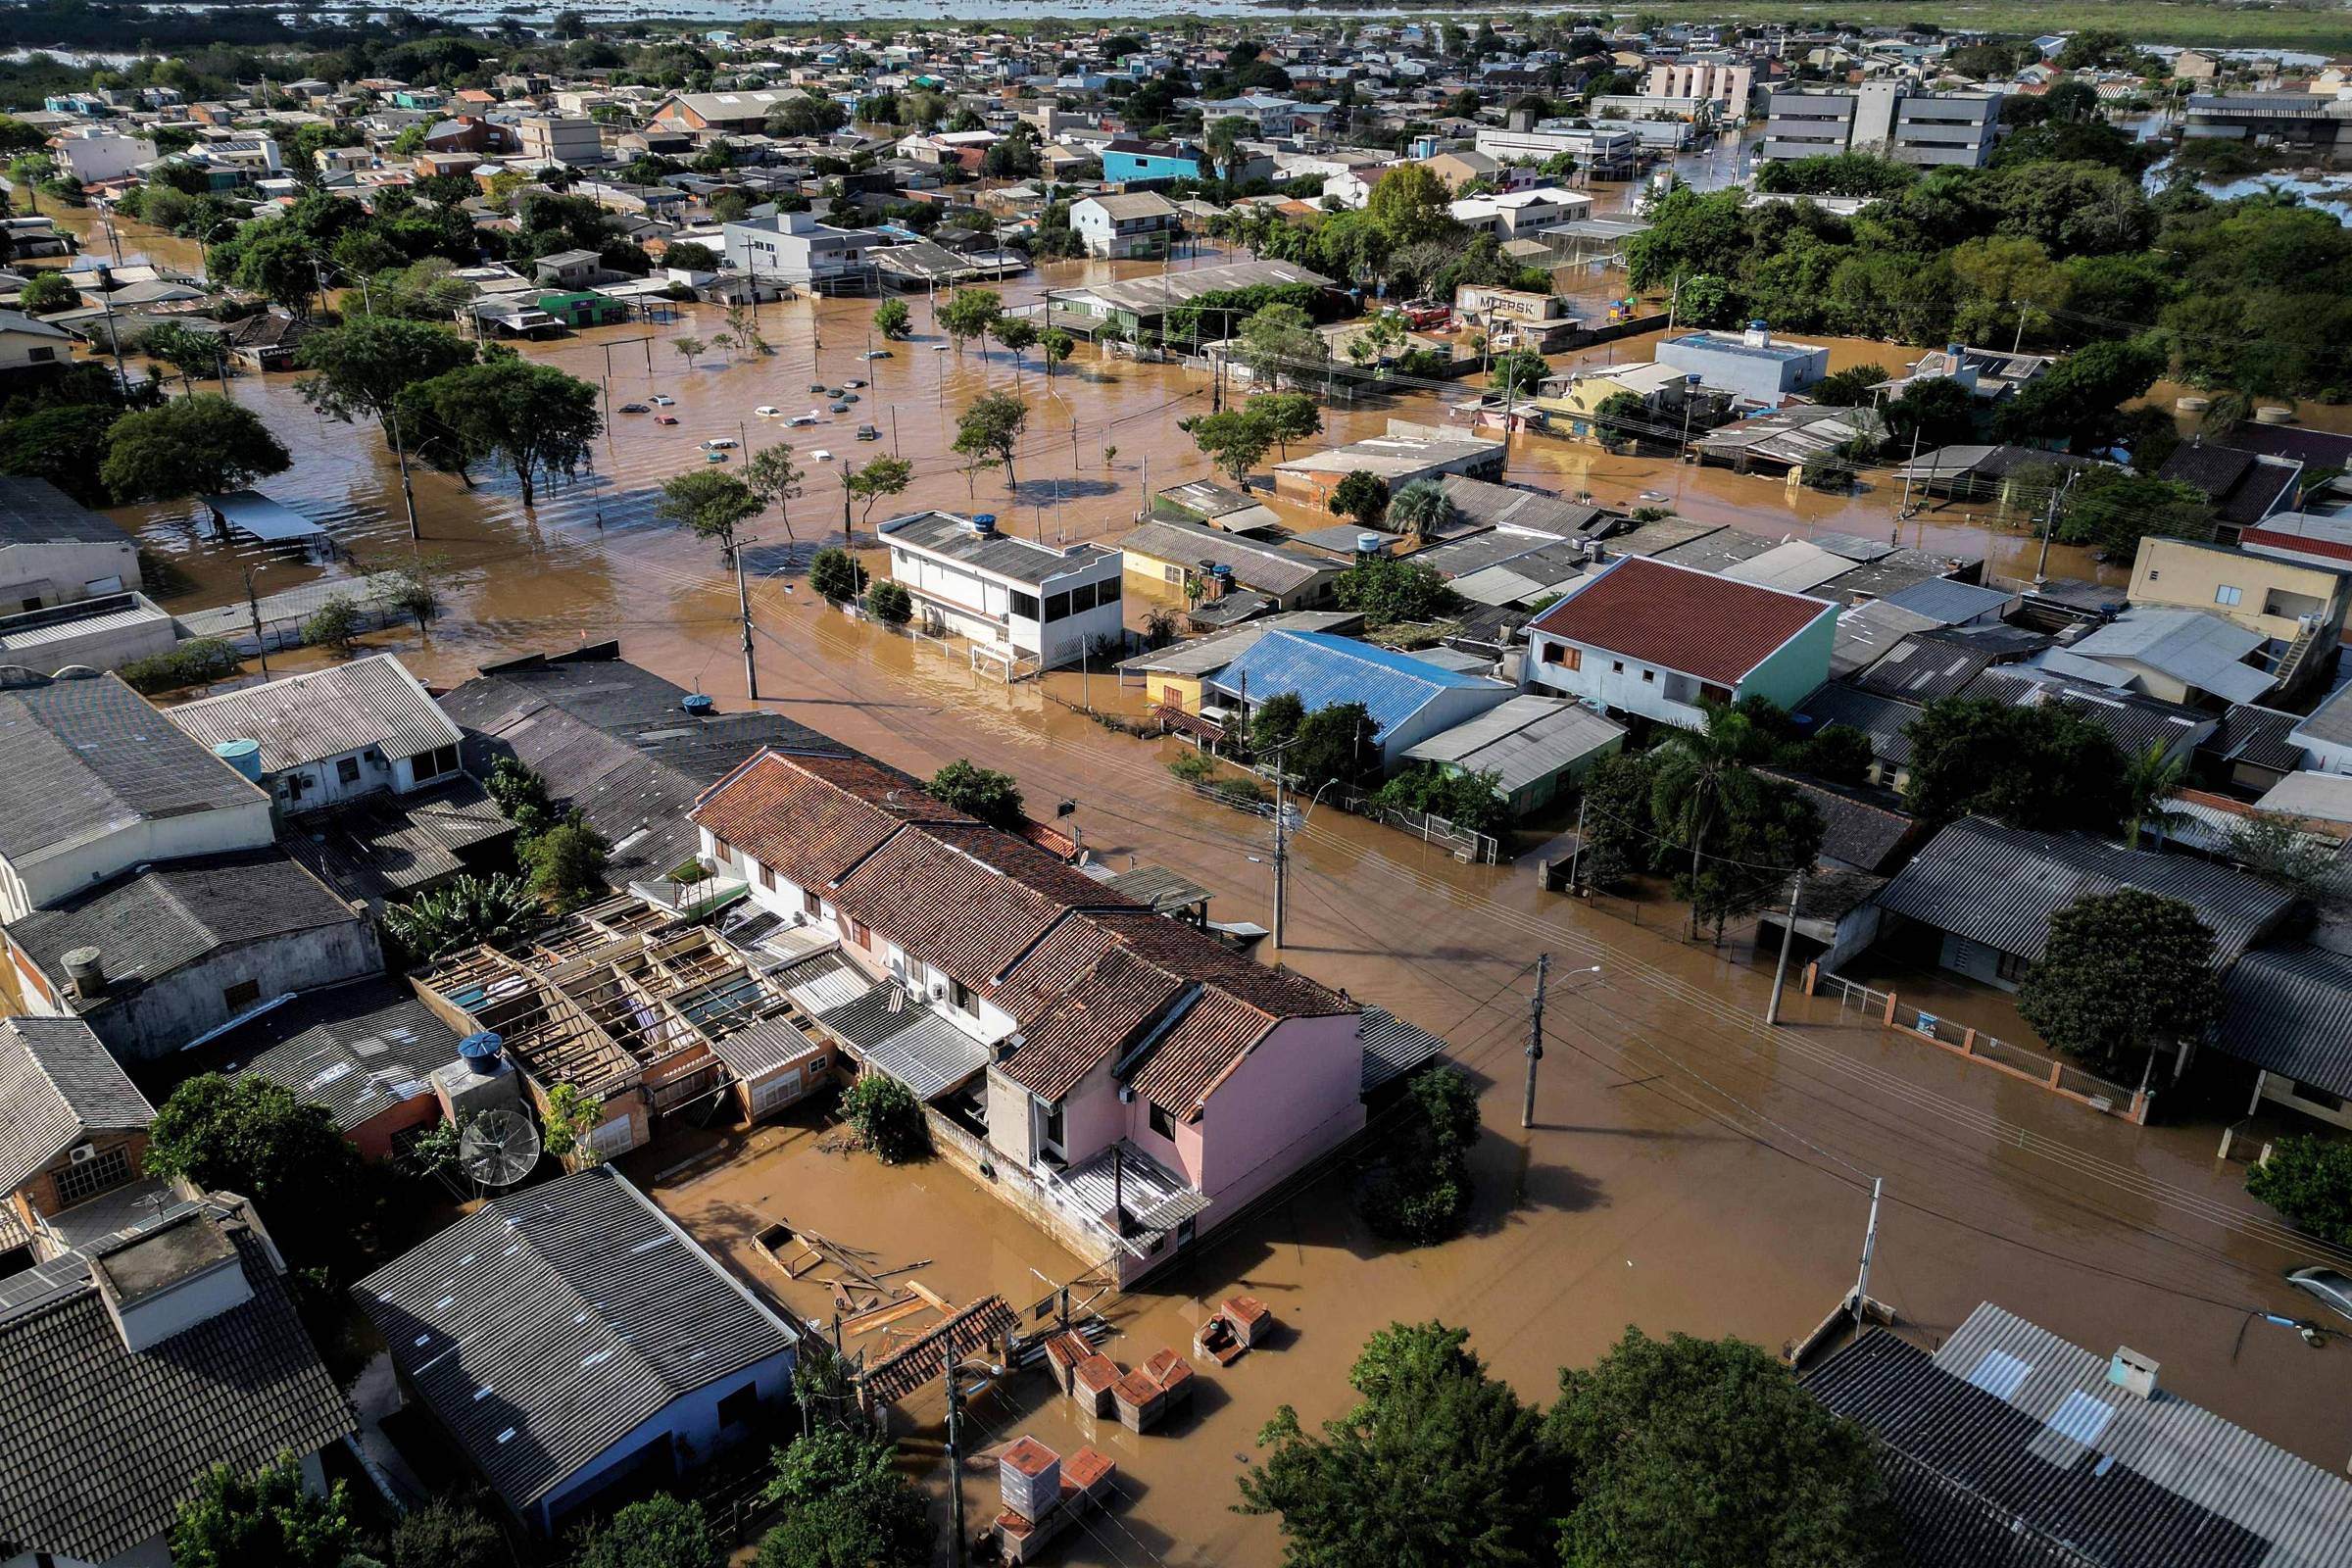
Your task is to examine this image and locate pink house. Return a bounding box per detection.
[691,749,1366,1285]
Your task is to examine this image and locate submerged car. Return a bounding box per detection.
[2289,1266,2352,1324]
[703,436,738,450]
[654,414,679,425]
[648,394,675,406]
[619,402,650,414]
[857,424,880,441]
[755,405,784,417]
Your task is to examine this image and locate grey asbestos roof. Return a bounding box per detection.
[1402,695,1625,796]
[437,647,844,886]
[355,1167,796,1514]
[2068,610,2275,707]
[1793,681,1924,768]
[1115,611,1361,677]
[1808,1302,2352,1568]
[879,511,1114,588]
[1119,517,1336,599]
[2217,945,2352,1099]
[0,475,128,548]
[1873,817,2296,965]
[7,849,362,1001]
[812,976,989,1102]
[0,1216,354,1563]
[1433,474,1611,538]
[1881,576,2016,626]
[2291,680,2352,752]
[167,654,462,771]
[1359,1005,1446,1094]
[1961,668,2218,763]
[184,979,457,1133]
[0,1016,153,1192]
[2201,704,2310,776]
[0,673,265,865]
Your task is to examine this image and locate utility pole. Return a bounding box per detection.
[1269,759,1289,950]
[1894,424,1924,522]
[734,543,760,701]
[1566,793,1588,894]
[1765,869,1805,1025]
[2034,468,2078,586]
[242,563,270,676]
[945,1361,967,1568]
[386,402,421,541]
[1519,954,1549,1129]
[1851,1177,1884,1333]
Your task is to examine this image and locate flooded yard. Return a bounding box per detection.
[44,209,2352,1561]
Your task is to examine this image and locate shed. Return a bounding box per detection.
[1400,695,1625,814]
[200,491,327,552]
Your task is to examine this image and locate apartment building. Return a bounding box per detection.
[721,211,882,295]
[1761,82,2001,167]
[1646,59,1754,110]
[877,511,1124,671]
[517,113,605,165]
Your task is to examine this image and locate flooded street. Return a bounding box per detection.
[56,210,2352,1561]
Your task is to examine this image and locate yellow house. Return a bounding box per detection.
[1114,610,1362,712]
[1117,517,1340,612]
[2129,536,2349,695]
[1532,361,1694,440]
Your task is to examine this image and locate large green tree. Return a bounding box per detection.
[1544,1327,1900,1568]
[100,395,291,501]
[928,759,1024,830]
[2246,1134,2352,1249]
[397,356,601,509]
[143,1074,364,1267]
[937,285,1004,354]
[1899,697,2129,836]
[572,1494,723,1568]
[952,391,1027,496]
[1238,1321,1561,1567]
[657,467,763,562]
[755,1427,930,1568]
[2016,889,2221,1077]
[295,314,477,428]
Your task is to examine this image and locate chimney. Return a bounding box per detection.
[62,947,106,1000]
[2107,1347,2159,1400]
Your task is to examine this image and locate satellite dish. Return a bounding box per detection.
[458,1108,542,1188]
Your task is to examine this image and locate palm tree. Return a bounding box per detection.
[1387,478,1455,544]
[1647,705,1772,941]
[2122,741,2189,850]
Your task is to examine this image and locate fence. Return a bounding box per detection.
[1807,966,2147,1123]
[1246,762,1500,864]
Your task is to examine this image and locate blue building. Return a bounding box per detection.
[1101,137,1203,185]
[1658,322,1830,404]
[1205,629,1515,769]
[357,1166,799,1534]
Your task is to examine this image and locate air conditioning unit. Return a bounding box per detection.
[929,981,950,1003]
[69,1143,97,1163]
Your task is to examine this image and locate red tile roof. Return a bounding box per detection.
[1528,556,1833,687]
[2242,524,2352,564]
[691,752,969,892]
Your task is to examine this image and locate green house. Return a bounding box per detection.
[537,291,629,328]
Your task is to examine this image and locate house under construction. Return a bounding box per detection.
[413,895,836,1156]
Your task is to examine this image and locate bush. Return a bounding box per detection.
[571,1494,722,1568]
[928,758,1024,830]
[389,1497,506,1568]
[864,579,912,625]
[1373,763,1508,835]
[842,1073,929,1164]
[384,873,537,959]
[1359,1066,1481,1245]
[1210,775,1271,808]
[1167,750,1215,784]
[118,637,241,695]
[2247,1134,2352,1248]
[521,819,610,906]
[1330,468,1390,522]
[300,592,363,654]
[808,546,867,603]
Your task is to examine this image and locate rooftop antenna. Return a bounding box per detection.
[459,1107,542,1188]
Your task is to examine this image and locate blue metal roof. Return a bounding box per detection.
[1206,630,1499,739]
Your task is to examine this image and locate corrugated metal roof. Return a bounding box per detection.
[2216,945,2352,1099]
[1058,1139,1209,1235]
[0,672,266,863]
[812,978,989,1102]
[1402,695,1625,796]
[1118,518,1335,598]
[1359,1006,1445,1093]
[355,1167,796,1513]
[2069,611,2276,707]
[1207,631,1508,745]
[0,1016,153,1192]
[1723,540,1854,594]
[170,654,461,772]
[878,511,1114,588]
[1873,817,2296,966]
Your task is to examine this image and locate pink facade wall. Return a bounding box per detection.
[1059,1063,1127,1161]
[1194,1013,1364,1219]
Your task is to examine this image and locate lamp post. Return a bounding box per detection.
[241,561,272,675]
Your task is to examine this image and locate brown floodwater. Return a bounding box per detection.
[53,210,2352,1564]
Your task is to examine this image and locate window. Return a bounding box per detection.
[1164,564,1183,584]
[808,1054,829,1074]
[846,916,871,948]
[221,978,261,1012]
[27,347,54,364]
[284,770,312,803]
[1098,574,1120,604]
[337,757,363,786]
[758,863,775,891]
[53,1143,131,1206]
[1010,589,1041,619]
[1994,950,2030,983]
[2215,585,2243,607]
[715,1383,760,1429]
[423,743,460,779]
[1043,1102,1065,1151]
[1148,1101,1174,1140]
[1043,591,1071,620]
[712,838,732,863]
[1611,661,1625,674]
[1641,668,1655,683]
[804,888,823,918]
[2291,1080,2345,1112]
[1068,580,1097,612]
[951,977,973,1013]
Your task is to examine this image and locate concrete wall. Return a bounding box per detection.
[0,537,142,610]
[1,793,275,922]
[534,1347,796,1531]
[84,921,385,1062]
[1736,606,1837,710]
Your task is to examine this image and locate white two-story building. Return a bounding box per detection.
[877,511,1124,672]
[721,210,882,296]
[1068,192,1180,259]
